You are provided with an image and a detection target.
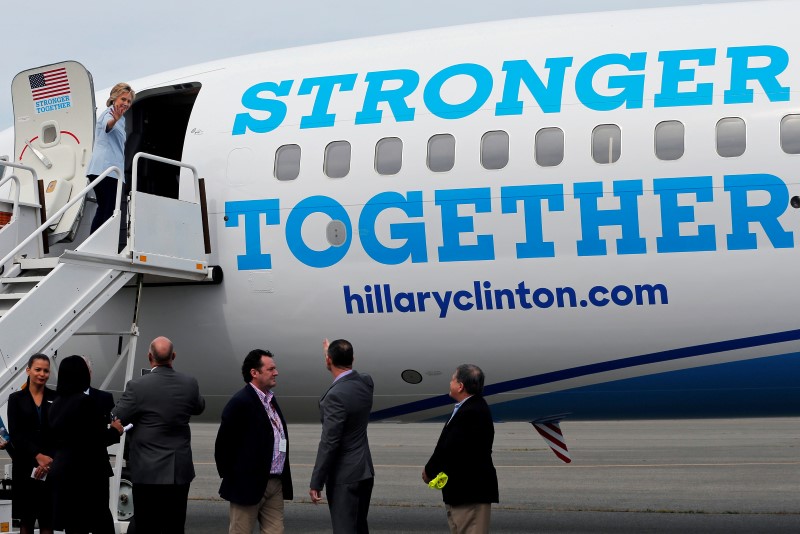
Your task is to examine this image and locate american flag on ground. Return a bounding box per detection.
[28,67,70,101]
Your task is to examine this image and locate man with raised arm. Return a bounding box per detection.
[309,339,374,534]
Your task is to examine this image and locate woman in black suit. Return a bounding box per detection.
[7,353,56,534]
[49,355,123,534]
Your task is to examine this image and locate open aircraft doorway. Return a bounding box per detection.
[125,83,201,199]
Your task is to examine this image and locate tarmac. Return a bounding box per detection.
[1,418,797,532]
[177,418,800,533]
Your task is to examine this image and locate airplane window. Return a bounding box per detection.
[780,115,800,154]
[324,140,351,179]
[428,134,455,172]
[375,137,403,175]
[274,144,301,181]
[655,120,685,161]
[716,117,746,158]
[535,127,564,167]
[592,124,621,164]
[42,124,58,145]
[481,130,509,170]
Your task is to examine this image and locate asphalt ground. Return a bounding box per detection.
[2,419,797,532]
[179,418,800,533]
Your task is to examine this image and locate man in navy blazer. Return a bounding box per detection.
[215,349,293,533]
[423,364,499,534]
[309,339,374,534]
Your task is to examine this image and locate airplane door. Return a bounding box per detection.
[12,61,96,243]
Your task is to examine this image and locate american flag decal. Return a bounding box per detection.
[532,421,572,463]
[28,67,70,102]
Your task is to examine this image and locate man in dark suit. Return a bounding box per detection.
[309,339,374,534]
[215,349,293,533]
[113,336,205,534]
[422,364,499,534]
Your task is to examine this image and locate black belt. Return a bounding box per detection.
[268,473,283,479]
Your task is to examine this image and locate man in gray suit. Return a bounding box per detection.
[114,336,205,534]
[309,339,374,534]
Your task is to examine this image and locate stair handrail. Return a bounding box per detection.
[130,152,199,198]
[0,174,22,223]
[0,166,123,270]
[0,161,40,222]
[129,152,200,253]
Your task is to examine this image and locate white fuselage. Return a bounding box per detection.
[4,1,800,423]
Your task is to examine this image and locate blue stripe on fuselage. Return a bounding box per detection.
[370,328,800,421]
[489,351,800,420]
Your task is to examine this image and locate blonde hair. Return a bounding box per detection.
[106,82,135,107]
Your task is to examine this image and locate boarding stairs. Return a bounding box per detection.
[0,153,213,526]
[0,152,212,404]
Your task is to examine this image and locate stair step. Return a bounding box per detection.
[0,293,25,300]
[0,276,46,284]
[17,257,58,270]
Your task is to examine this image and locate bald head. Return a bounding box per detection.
[149,336,175,366]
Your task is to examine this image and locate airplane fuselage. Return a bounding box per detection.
[5,1,800,424]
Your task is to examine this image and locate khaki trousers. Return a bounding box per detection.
[229,478,284,534]
[445,502,491,534]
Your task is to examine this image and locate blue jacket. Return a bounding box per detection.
[424,395,499,505]
[215,384,293,504]
[86,106,125,179]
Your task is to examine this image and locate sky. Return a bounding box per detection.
[1,0,761,130]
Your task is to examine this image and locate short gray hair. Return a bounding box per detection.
[455,364,484,395]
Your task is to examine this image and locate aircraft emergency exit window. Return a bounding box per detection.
[592,124,621,164]
[535,127,564,167]
[655,120,685,161]
[428,134,455,172]
[42,124,58,145]
[481,130,509,170]
[324,141,351,178]
[274,144,301,181]
[716,117,746,158]
[780,115,800,154]
[375,137,403,175]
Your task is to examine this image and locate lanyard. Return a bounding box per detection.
[265,400,285,440]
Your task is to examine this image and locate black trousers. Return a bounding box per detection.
[89,174,119,233]
[55,475,114,534]
[88,174,128,250]
[326,477,374,534]
[131,483,190,534]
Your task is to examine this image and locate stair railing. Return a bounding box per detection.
[0,160,40,227]
[129,152,201,254]
[0,161,40,274]
[0,165,123,270]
